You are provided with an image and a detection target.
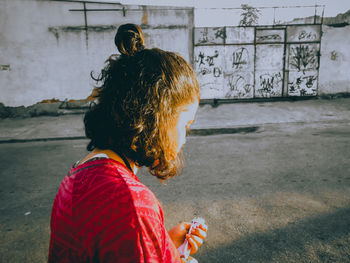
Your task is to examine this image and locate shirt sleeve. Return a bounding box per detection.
[136,209,182,263]
[97,182,182,263]
[131,184,182,263]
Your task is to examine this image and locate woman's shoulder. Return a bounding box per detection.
[68,158,163,217]
[68,157,136,182]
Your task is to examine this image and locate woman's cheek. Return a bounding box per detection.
[177,126,186,152]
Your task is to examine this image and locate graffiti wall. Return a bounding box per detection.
[255,28,285,98]
[194,27,255,99]
[286,25,321,96]
[224,45,255,99]
[194,24,322,99]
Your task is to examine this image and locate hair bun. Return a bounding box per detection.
[115,24,145,56]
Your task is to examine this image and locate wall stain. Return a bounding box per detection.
[327,22,349,28]
[0,65,11,71]
[48,25,117,40]
[141,24,188,30]
[330,50,338,61]
[48,24,188,45]
[48,28,59,43]
[142,6,148,25]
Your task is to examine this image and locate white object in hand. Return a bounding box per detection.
[178,217,206,261]
[186,257,198,263]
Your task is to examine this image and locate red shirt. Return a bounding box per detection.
[48,158,181,263]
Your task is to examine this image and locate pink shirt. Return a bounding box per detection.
[48,158,181,262]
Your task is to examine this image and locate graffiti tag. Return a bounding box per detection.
[206,50,219,66]
[258,72,282,97]
[199,68,211,75]
[197,28,225,44]
[198,29,209,44]
[195,50,222,78]
[288,74,317,96]
[257,34,282,42]
[213,67,222,77]
[290,45,317,73]
[214,27,226,40]
[232,47,249,69]
[225,74,252,98]
[197,52,205,66]
[298,30,317,41]
[330,51,338,61]
[305,75,317,89]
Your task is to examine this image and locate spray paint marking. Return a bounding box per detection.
[195,50,222,78]
[214,27,226,40]
[298,30,317,41]
[225,74,252,98]
[290,45,317,73]
[288,74,317,96]
[257,72,282,97]
[206,50,219,66]
[232,48,249,69]
[257,34,282,42]
[198,28,209,44]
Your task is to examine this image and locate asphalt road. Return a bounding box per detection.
[0,121,349,262]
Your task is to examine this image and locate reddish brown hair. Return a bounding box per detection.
[85,24,199,180]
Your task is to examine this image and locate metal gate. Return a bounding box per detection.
[193,24,322,99]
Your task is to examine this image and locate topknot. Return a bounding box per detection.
[114,24,145,56]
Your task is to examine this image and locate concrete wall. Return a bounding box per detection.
[318,25,350,95]
[0,0,194,106]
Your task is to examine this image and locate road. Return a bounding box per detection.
[0,121,349,262]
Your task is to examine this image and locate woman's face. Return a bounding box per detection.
[174,100,199,153]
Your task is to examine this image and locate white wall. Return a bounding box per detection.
[0,0,194,106]
[318,25,350,94]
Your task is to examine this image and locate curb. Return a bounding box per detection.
[189,126,259,136]
[0,126,260,144]
[0,136,87,144]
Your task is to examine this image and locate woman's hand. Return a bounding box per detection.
[186,224,207,254]
[168,222,207,254]
[168,222,190,248]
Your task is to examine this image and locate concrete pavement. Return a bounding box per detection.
[1,119,349,262]
[1,97,350,262]
[0,97,349,143]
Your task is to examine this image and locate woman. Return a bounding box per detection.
[48,24,207,262]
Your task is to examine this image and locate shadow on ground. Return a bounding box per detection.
[195,206,350,263]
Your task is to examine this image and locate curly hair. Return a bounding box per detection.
[84,24,200,180]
